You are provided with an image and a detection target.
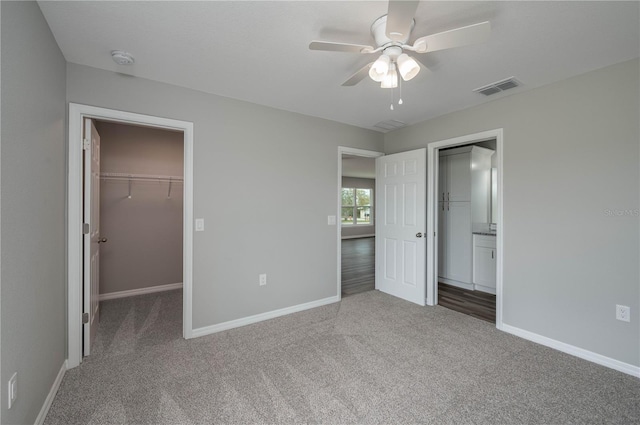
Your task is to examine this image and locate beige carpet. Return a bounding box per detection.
[45,289,639,424]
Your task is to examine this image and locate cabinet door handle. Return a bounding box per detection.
[447,192,450,201]
[491,250,494,259]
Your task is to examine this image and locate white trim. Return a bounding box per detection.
[67,103,194,369]
[502,324,640,378]
[192,295,340,338]
[337,147,384,301]
[34,361,66,425]
[426,129,504,331]
[99,282,183,301]
[439,278,474,291]
[341,234,375,240]
[474,284,496,295]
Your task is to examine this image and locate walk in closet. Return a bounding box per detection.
[96,121,184,298]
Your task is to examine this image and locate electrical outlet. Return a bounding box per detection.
[8,372,17,409]
[616,305,630,322]
[259,274,267,286]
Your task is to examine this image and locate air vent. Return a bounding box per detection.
[373,119,406,132]
[473,77,521,96]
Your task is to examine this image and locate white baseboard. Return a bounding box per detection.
[438,278,474,291]
[341,234,375,240]
[501,323,640,378]
[99,282,183,301]
[474,284,496,295]
[192,295,340,338]
[34,361,66,425]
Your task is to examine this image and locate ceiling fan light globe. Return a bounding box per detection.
[397,54,420,81]
[372,55,390,74]
[368,66,385,82]
[381,64,398,89]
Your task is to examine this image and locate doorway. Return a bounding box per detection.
[337,147,384,299]
[426,129,503,329]
[67,104,194,368]
[91,120,185,353]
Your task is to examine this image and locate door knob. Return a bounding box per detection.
[98,237,108,244]
[416,232,423,238]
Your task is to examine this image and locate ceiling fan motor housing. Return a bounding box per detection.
[371,15,414,48]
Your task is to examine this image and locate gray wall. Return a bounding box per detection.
[1,2,67,423]
[96,122,183,295]
[385,59,640,367]
[341,177,375,238]
[67,63,384,328]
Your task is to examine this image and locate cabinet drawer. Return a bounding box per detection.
[473,235,496,249]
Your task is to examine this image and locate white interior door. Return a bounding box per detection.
[375,149,426,305]
[83,119,101,356]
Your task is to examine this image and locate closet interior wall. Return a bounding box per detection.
[96,121,184,296]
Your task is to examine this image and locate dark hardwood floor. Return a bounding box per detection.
[341,238,495,322]
[341,237,375,297]
[438,282,496,323]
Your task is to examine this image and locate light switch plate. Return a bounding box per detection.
[327,215,336,225]
[195,218,205,232]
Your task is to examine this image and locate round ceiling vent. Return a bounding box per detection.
[111,50,135,65]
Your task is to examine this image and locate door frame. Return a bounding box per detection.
[337,147,384,299]
[67,103,194,368]
[426,129,504,329]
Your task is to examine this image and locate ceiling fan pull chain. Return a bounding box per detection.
[390,86,395,110]
[398,76,404,105]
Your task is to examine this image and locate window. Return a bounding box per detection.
[341,188,372,225]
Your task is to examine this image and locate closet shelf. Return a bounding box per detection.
[100,172,183,183]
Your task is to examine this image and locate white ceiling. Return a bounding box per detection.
[39,1,639,132]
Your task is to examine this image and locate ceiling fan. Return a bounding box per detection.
[309,0,491,88]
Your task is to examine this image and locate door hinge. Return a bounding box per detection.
[82,313,89,324]
[83,138,90,150]
[83,223,90,234]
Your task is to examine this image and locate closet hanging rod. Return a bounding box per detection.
[100,172,183,183]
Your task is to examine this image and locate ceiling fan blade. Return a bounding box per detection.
[309,41,374,53]
[414,21,491,53]
[342,63,374,86]
[386,0,420,42]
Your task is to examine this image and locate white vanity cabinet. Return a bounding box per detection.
[438,146,493,288]
[439,151,471,202]
[473,234,496,293]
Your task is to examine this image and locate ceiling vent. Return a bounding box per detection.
[473,77,521,96]
[373,119,406,132]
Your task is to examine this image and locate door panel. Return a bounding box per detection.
[376,149,426,305]
[438,156,447,278]
[385,184,397,224]
[446,202,472,283]
[447,152,471,202]
[438,200,446,278]
[83,119,100,356]
[384,238,397,279]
